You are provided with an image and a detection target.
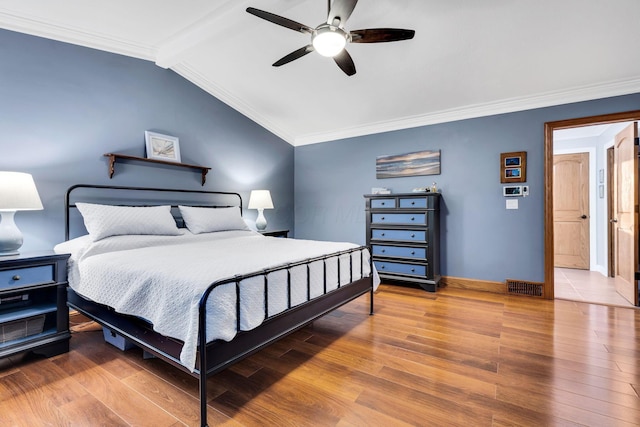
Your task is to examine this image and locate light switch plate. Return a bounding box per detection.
[506,199,519,209]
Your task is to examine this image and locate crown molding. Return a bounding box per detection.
[171,62,296,145]
[292,77,640,146]
[0,9,155,60]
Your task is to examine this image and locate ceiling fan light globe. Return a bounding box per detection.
[312,27,347,57]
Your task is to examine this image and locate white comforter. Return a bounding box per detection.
[55,230,378,371]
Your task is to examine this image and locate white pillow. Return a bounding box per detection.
[178,205,249,234]
[76,203,181,241]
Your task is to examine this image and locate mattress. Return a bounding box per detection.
[55,230,378,371]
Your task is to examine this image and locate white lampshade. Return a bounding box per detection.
[0,172,43,256]
[0,172,43,211]
[248,190,274,231]
[248,190,274,210]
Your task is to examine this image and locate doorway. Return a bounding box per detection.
[544,111,640,307]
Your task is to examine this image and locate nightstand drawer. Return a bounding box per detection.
[371,229,426,242]
[372,245,426,259]
[371,213,426,225]
[0,265,54,291]
[374,261,426,277]
[370,198,396,209]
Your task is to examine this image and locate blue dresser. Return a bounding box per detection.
[365,193,441,292]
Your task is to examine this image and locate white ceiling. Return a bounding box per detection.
[1,0,640,146]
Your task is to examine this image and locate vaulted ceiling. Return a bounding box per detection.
[1,0,639,146]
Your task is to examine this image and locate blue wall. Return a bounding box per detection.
[294,94,640,283]
[0,29,294,250]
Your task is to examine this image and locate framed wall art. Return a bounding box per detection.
[500,151,526,183]
[145,131,181,163]
[376,149,441,179]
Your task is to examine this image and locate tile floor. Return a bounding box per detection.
[554,267,635,307]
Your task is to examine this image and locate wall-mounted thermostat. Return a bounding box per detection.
[503,185,529,197]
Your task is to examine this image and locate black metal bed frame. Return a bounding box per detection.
[63,184,374,427]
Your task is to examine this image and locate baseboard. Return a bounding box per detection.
[441,276,507,294]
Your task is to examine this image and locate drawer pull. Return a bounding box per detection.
[381,202,385,206]
[381,233,385,237]
[410,251,415,255]
[12,275,21,281]
[411,201,415,205]
[381,216,385,220]
[380,265,385,269]
[410,268,415,273]
[410,234,415,238]
[381,249,386,253]
[410,217,415,221]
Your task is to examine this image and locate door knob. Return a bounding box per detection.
[580,215,587,219]
[610,218,618,223]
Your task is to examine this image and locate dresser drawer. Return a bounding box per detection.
[371,229,426,242]
[0,265,54,291]
[374,261,426,277]
[399,198,428,208]
[371,213,426,225]
[372,245,426,259]
[370,198,396,209]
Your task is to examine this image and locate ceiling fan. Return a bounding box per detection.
[246,0,415,76]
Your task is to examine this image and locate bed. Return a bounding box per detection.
[56,184,377,427]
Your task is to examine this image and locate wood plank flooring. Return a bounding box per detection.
[1,284,639,426]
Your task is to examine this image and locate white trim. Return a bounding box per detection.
[171,63,296,144]
[553,147,597,272]
[292,77,640,146]
[0,9,155,60]
[3,8,640,147]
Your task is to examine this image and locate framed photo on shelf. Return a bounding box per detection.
[145,131,181,163]
[500,151,526,183]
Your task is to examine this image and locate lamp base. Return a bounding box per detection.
[255,208,268,231]
[0,210,24,256]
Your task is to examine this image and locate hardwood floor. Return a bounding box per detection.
[1,284,639,426]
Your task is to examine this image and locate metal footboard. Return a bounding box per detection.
[196,246,374,426]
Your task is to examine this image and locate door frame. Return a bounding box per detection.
[544,110,640,300]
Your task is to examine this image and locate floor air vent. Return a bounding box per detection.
[506,279,544,297]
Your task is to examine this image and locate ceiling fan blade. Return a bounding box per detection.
[327,0,358,26]
[246,7,313,34]
[333,49,356,76]
[273,45,314,67]
[350,28,416,43]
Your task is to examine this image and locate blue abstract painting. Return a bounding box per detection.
[376,149,441,179]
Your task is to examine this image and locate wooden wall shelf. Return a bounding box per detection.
[104,153,211,186]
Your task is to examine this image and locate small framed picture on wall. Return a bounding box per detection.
[500,151,527,183]
[145,131,181,163]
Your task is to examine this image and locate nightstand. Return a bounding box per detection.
[259,229,289,238]
[0,252,71,359]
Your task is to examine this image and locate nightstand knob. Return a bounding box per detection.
[12,275,21,281]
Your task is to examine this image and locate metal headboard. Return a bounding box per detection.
[64,184,243,241]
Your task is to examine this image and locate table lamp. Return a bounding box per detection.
[248,190,273,231]
[0,172,44,256]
